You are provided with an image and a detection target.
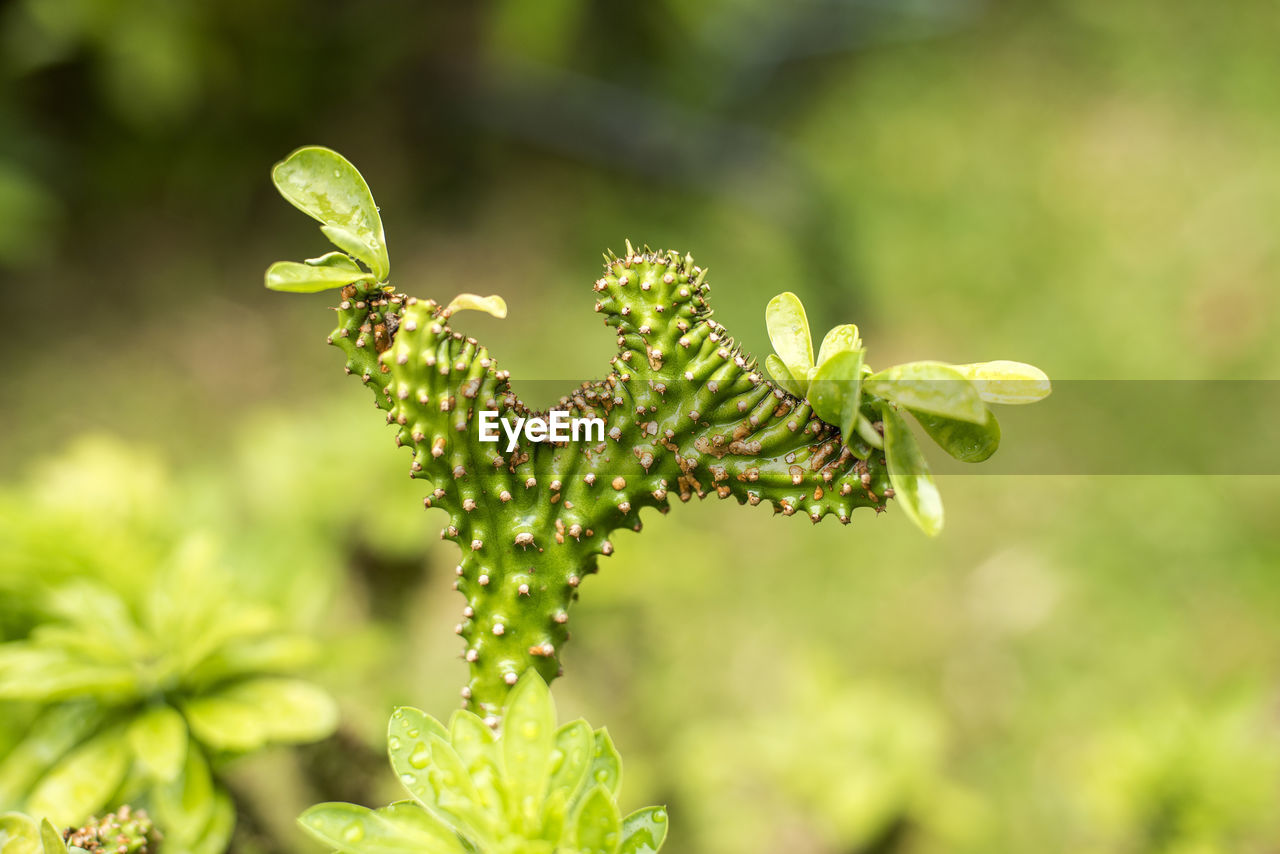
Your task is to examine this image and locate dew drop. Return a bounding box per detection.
[408,743,431,769]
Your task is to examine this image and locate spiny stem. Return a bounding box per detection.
[326,248,890,717]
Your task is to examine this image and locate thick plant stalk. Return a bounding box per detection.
[325,247,890,719]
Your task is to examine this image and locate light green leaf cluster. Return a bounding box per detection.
[266,147,389,292]
[300,671,667,854]
[765,291,1050,536]
[264,147,507,321]
[0,537,336,852]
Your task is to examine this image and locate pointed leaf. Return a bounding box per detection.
[549,720,593,801]
[422,734,491,841]
[265,260,374,293]
[619,807,669,854]
[816,323,861,369]
[881,405,944,537]
[584,730,622,800]
[954,360,1051,404]
[572,786,621,854]
[764,354,807,399]
[910,408,1001,463]
[855,413,884,450]
[447,711,495,767]
[865,362,986,424]
[765,292,814,377]
[39,819,66,854]
[272,146,389,279]
[447,711,503,821]
[808,349,863,432]
[27,726,129,826]
[503,671,556,833]
[127,704,187,782]
[445,293,507,319]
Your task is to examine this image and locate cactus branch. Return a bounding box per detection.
[321,245,890,717]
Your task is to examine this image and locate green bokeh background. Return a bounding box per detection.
[3,1,1279,852]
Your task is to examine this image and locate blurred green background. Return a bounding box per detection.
[3,0,1279,852]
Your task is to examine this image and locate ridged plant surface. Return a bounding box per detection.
[328,248,890,717]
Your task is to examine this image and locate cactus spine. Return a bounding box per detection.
[324,246,891,718]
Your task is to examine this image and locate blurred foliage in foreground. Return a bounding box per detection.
[3,0,1280,852]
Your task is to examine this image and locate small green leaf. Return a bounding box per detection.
[417,735,491,842]
[189,791,236,854]
[503,671,556,833]
[0,647,136,703]
[0,813,41,854]
[549,720,593,800]
[150,748,213,846]
[446,711,502,820]
[619,806,669,854]
[881,405,944,537]
[585,730,622,800]
[272,146,389,280]
[855,413,884,450]
[127,704,187,782]
[808,349,863,433]
[910,408,1001,463]
[381,801,468,850]
[447,711,496,767]
[445,293,508,319]
[184,633,320,691]
[0,704,104,805]
[39,819,66,854]
[306,251,363,271]
[815,323,861,369]
[765,354,807,399]
[183,678,337,752]
[299,802,467,854]
[765,292,814,379]
[389,707,450,805]
[26,726,129,826]
[954,360,1051,404]
[265,260,374,293]
[866,362,986,424]
[572,786,621,854]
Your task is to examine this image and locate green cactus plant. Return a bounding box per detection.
[299,670,666,854]
[265,146,1048,718]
